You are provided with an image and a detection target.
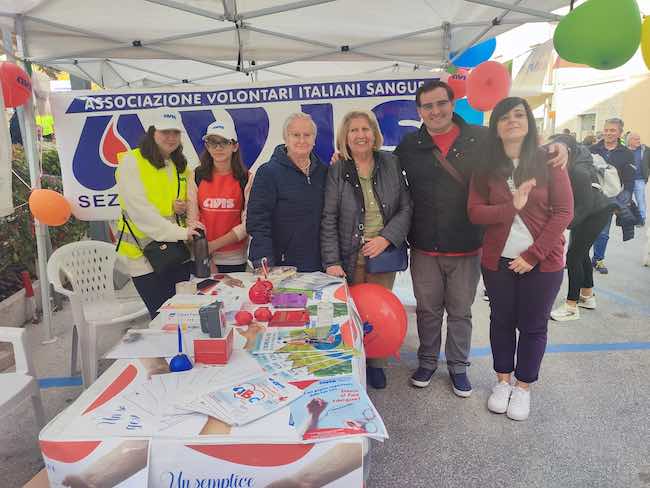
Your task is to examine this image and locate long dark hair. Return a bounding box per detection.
[477,97,547,188]
[139,126,188,172]
[195,138,248,188]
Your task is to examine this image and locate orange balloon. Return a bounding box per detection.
[466,61,511,111]
[28,189,71,226]
[349,283,407,359]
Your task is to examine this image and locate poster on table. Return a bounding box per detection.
[148,438,364,488]
[39,438,150,487]
[49,73,444,220]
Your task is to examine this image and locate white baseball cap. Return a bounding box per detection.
[202,120,237,141]
[151,108,184,132]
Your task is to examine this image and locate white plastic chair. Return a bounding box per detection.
[47,240,148,387]
[0,327,46,429]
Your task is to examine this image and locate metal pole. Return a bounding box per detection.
[14,15,55,343]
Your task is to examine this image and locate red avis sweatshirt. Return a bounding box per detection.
[467,164,574,272]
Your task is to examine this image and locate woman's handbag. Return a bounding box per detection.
[116,167,190,275]
[118,218,191,275]
[366,242,409,274]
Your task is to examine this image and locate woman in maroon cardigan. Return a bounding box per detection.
[467,97,573,421]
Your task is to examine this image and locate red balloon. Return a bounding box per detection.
[466,61,511,112]
[28,189,71,226]
[447,68,469,100]
[349,283,407,359]
[0,62,32,108]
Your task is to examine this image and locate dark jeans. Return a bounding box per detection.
[216,263,247,273]
[567,209,613,301]
[482,259,563,384]
[592,212,613,262]
[132,263,190,318]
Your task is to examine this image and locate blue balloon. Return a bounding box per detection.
[454,98,484,125]
[451,37,497,68]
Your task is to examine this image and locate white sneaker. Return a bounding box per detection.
[550,304,580,321]
[507,386,531,421]
[578,294,597,309]
[487,381,512,414]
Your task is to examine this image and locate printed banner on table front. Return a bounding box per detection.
[50,74,441,220]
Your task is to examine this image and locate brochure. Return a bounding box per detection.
[290,376,388,442]
[250,324,353,356]
[184,374,304,426]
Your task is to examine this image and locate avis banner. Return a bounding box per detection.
[50,74,441,221]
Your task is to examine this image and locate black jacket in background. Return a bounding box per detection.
[589,140,635,192]
[394,114,484,253]
[567,144,614,229]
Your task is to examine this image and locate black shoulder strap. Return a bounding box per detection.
[115,214,143,252]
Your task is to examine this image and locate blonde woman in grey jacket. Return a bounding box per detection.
[321,110,412,389]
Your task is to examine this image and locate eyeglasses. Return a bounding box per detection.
[205,140,233,149]
[418,100,451,111]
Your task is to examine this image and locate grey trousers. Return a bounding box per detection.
[410,250,481,373]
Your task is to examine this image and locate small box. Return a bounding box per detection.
[271,292,308,309]
[194,327,233,365]
[269,309,310,327]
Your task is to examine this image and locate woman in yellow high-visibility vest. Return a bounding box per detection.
[115,108,204,317]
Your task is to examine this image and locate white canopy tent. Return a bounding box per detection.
[0,0,569,342]
[0,0,567,87]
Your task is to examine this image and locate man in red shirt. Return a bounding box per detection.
[395,81,567,397]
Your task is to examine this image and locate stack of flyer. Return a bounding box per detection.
[248,325,358,381]
[177,373,304,426]
[290,376,388,442]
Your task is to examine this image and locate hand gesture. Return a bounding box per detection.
[546,142,568,169]
[173,199,187,215]
[362,236,390,259]
[508,256,533,274]
[326,265,346,278]
[186,220,205,240]
[512,179,536,211]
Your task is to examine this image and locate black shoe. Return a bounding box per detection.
[366,367,387,389]
[449,371,473,397]
[410,367,436,388]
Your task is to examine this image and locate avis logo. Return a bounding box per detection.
[203,198,236,209]
[71,114,145,191]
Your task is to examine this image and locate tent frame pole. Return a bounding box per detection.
[461,0,561,21]
[13,14,56,343]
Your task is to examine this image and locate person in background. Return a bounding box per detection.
[582,134,596,146]
[321,110,412,389]
[467,97,573,421]
[187,120,249,273]
[246,113,327,272]
[589,117,635,274]
[626,132,649,227]
[549,134,615,321]
[115,108,204,318]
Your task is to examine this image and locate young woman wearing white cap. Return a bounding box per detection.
[115,108,205,317]
[187,121,250,273]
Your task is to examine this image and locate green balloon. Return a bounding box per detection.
[554,0,641,70]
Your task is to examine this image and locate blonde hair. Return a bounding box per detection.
[336,111,384,161]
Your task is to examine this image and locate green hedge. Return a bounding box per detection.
[0,145,88,300]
